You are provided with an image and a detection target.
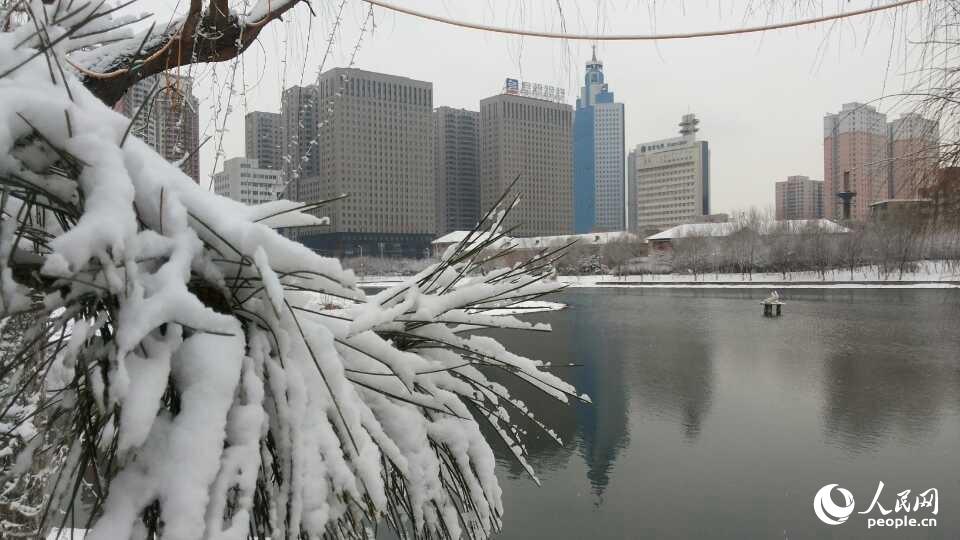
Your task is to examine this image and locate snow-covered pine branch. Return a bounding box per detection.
[0,5,583,539]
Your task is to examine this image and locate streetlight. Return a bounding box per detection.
[356,245,363,278]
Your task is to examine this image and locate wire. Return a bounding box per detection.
[362,0,926,41]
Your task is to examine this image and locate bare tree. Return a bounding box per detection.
[601,234,644,277]
[801,222,834,280]
[672,232,710,281]
[765,221,798,279]
[837,221,868,280]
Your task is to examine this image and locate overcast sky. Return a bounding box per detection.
[158,0,934,215]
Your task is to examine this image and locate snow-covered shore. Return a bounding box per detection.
[359,261,960,290]
[559,261,960,289]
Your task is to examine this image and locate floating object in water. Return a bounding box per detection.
[761,290,784,317]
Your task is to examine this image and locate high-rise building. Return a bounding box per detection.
[823,103,889,221]
[887,113,939,200]
[212,158,283,205]
[775,175,823,220]
[280,85,321,191]
[629,114,710,231]
[245,111,283,171]
[480,90,573,237]
[434,107,480,235]
[287,68,435,258]
[115,73,200,182]
[574,47,626,233]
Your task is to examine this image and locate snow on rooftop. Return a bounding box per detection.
[434,230,642,249]
[432,230,478,244]
[512,231,641,250]
[646,219,849,241]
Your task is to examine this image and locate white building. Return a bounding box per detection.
[212,158,283,205]
[628,114,710,231]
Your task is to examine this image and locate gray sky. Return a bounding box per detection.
[164,0,932,215]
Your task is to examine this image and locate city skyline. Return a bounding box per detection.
[221,68,941,241]
[171,1,926,216]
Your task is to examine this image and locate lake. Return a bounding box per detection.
[480,288,960,539]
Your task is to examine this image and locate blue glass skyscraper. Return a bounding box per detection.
[574,47,625,233]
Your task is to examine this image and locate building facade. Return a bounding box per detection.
[212,158,283,205]
[280,85,321,191]
[245,111,283,171]
[823,103,889,221]
[285,68,435,257]
[434,107,480,235]
[887,112,939,200]
[774,175,823,220]
[480,92,573,237]
[574,48,626,233]
[629,114,710,231]
[115,73,200,182]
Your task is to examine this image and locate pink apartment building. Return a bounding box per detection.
[824,104,939,221]
[823,103,889,221]
[775,175,823,220]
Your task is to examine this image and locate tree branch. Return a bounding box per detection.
[79,0,304,105]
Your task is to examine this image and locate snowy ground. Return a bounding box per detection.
[560,261,960,289]
[478,300,567,315]
[359,261,960,290]
[307,289,567,314]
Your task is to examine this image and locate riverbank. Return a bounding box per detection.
[560,261,960,288]
[358,262,960,289]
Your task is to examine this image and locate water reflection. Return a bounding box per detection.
[566,301,630,496]
[819,292,960,453]
[489,288,960,539]
[624,293,714,442]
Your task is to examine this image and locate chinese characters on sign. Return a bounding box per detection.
[504,78,567,103]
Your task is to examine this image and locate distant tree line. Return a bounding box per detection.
[668,210,960,281]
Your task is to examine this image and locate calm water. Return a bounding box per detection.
[480,288,960,539]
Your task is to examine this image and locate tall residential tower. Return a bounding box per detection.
[823,103,889,220]
[280,85,321,192]
[887,113,939,200]
[573,47,625,233]
[115,73,200,182]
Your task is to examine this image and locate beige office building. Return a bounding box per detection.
[629,114,710,231]
[479,93,573,237]
[212,158,283,205]
[285,68,435,257]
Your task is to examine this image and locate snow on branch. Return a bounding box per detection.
[6,0,308,106]
[0,8,581,540]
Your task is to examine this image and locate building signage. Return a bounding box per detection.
[504,78,566,103]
